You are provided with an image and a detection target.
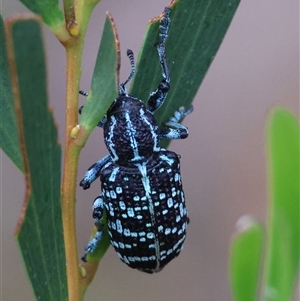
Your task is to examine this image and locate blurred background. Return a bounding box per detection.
[1,0,298,300]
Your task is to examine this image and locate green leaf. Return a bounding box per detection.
[79,13,119,263]
[18,0,64,29]
[262,109,299,301]
[79,13,119,132]
[7,18,67,301]
[230,216,264,301]
[130,0,240,148]
[0,15,23,172]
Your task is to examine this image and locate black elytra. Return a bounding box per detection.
[79,7,193,273]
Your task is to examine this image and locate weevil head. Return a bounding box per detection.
[103,95,160,165]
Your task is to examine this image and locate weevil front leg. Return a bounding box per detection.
[82,195,105,262]
[80,154,111,189]
[159,106,194,140]
[79,91,107,128]
[147,7,171,113]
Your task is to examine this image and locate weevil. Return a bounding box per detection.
[79,7,193,273]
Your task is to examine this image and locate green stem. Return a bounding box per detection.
[61,42,83,301]
[61,13,84,301]
[60,1,101,300]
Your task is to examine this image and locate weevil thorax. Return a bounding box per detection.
[103,94,160,164]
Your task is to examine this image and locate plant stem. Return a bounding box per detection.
[60,1,101,299]
[61,42,83,301]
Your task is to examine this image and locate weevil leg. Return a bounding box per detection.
[79,90,89,97]
[79,92,107,128]
[82,196,105,262]
[159,106,194,140]
[147,8,171,113]
[80,154,111,189]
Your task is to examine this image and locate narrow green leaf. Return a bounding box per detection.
[8,18,67,301]
[262,109,299,301]
[0,15,23,172]
[79,13,119,132]
[130,0,240,148]
[19,0,64,29]
[79,13,119,262]
[230,216,264,301]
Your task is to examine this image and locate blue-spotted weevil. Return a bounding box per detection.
[79,7,193,273]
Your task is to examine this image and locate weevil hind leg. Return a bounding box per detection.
[82,196,105,262]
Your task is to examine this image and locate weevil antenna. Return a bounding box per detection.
[119,49,135,94]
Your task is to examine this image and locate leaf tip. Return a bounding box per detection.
[106,12,121,86]
[149,1,177,24]
[5,13,42,26]
[235,215,259,234]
